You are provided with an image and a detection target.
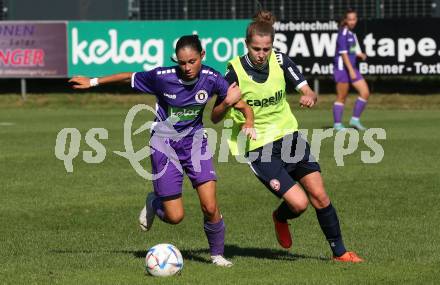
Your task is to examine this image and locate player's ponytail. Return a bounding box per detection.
[246,10,276,43]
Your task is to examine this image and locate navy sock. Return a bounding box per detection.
[275,201,301,222]
[315,203,346,257]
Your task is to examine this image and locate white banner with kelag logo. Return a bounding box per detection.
[67,20,249,77]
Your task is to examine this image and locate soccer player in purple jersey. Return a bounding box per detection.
[333,9,371,131]
[69,35,255,267]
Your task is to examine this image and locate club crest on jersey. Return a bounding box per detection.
[270,179,280,191]
[195,90,208,104]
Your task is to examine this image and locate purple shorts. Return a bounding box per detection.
[150,134,216,199]
[333,68,363,83]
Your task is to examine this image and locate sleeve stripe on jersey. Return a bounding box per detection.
[296,80,308,90]
[131,72,136,88]
[287,66,300,81]
[338,50,348,54]
[201,69,216,76]
[157,69,176,75]
[275,53,283,65]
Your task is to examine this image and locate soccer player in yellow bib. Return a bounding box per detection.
[212,10,363,263]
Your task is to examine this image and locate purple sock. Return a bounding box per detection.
[152,197,165,221]
[352,97,367,119]
[204,219,225,256]
[333,102,344,124]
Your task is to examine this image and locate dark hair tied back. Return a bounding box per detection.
[175,35,203,54]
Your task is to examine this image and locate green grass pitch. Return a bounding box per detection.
[0,94,439,284]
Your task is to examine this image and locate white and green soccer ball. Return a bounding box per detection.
[145,243,183,277]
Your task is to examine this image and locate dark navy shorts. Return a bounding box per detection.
[246,132,321,198]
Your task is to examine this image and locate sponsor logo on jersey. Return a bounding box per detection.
[163,93,176,99]
[246,90,283,107]
[195,89,208,104]
[168,105,203,121]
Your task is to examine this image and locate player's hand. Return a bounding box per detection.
[69,76,92,89]
[242,121,257,140]
[299,94,317,108]
[358,53,367,61]
[224,82,241,107]
[349,70,357,80]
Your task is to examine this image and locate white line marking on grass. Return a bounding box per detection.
[0,122,15,126]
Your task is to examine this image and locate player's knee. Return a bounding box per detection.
[290,196,308,214]
[296,198,309,214]
[313,193,330,209]
[166,211,184,224]
[201,203,218,219]
[336,97,347,104]
[360,91,370,99]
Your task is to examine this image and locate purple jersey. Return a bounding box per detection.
[131,65,229,135]
[334,27,361,72]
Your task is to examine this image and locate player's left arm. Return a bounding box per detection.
[279,53,317,108]
[211,82,241,123]
[298,84,318,108]
[354,34,367,61]
[211,71,256,139]
[211,69,241,123]
[212,96,256,139]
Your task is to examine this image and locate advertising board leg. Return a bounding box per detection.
[313,78,320,95]
[21,78,27,100]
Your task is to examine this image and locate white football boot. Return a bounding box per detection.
[211,255,233,267]
[139,192,157,231]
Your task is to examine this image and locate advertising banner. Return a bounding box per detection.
[0,22,68,78]
[273,19,440,75]
[67,20,249,77]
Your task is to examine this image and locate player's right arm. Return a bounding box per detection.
[69,72,133,89]
[69,70,158,94]
[336,29,357,80]
[231,99,256,140]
